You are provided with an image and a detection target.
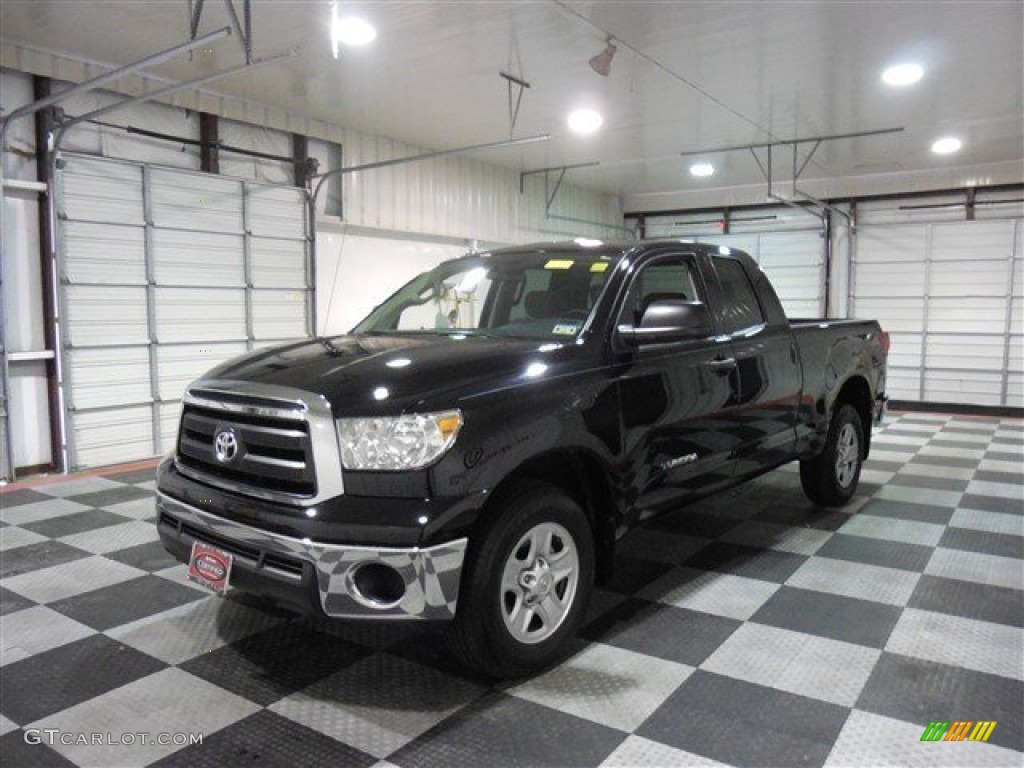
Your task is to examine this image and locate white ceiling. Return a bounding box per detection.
[2,1,1022,211]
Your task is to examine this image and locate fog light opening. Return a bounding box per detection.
[350,562,406,608]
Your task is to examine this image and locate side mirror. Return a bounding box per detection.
[618,300,713,346]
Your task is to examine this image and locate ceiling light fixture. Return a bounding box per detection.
[689,162,715,178]
[568,108,603,135]
[588,38,617,77]
[882,62,924,86]
[931,136,962,155]
[331,6,376,56]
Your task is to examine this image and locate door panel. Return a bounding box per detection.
[708,256,801,477]
[615,253,740,520]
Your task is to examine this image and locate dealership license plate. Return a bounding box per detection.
[187,541,233,595]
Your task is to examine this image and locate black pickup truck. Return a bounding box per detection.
[157,240,888,676]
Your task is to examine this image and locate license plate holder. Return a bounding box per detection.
[187,541,233,595]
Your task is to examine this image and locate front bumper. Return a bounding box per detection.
[157,492,467,620]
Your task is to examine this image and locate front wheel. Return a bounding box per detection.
[448,482,594,678]
[800,403,865,507]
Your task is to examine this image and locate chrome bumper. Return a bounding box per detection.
[157,493,467,620]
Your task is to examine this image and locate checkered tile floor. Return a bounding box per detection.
[1,412,1022,767]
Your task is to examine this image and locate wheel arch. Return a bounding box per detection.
[833,374,873,458]
[482,449,618,586]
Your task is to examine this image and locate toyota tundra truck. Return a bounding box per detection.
[156,240,888,676]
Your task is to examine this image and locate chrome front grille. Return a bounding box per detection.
[174,381,345,504]
[178,405,316,496]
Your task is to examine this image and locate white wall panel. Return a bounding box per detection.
[155,288,247,343]
[316,231,467,334]
[9,363,51,468]
[62,221,146,285]
[68,347,151,410]
[329,126,622,244]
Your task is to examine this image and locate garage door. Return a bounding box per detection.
[643,207,826,318]
[56,154,312,469]
[851,196,1022,407]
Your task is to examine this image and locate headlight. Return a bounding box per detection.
[336,410,463,471]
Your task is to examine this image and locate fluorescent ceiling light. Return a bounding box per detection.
[931,136,962,155]
[689,162,715,177]
[568,108,603,135]
[331,8,376,56]
[882,63,923,86]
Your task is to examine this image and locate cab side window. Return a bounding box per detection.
[713,257,764,334]
[620,258,701,326]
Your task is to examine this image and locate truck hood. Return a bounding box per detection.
[198,333,581,415]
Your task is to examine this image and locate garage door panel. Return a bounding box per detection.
[780,300,822,318]
[855,226,928,263]
[247,184,306,239]
[931,220,1015,259]
[157,342,248,401]
[155,288,246,343]
[252,290,308,340]
[60,156,143,225]
[65,285,149,347]
[886,333,923,369]
[1007,370,1024,408]
[929,259,1008,297]
[764,267,822,301]
[885,369,922,401]
[758,233,823,269]
[925,335,1005,371]
[70,406,154,469]
[68,347,151,410]
[56,154,343,468]
[715,235,759,256]
[62,222,147,285]
[152,229,244,287]
[1010,298,1023,335]
[251,238,307,289]
[850,299,923,332]
[925,372,1004,406]
[928,298,1009,334]
[150,169,243,233]
[853,262,925,297]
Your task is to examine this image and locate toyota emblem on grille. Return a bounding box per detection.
[214,429,239,463]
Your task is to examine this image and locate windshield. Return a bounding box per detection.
[353,250,620,340]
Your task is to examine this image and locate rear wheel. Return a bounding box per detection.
[800,403,864,507]
[449,482,594,678]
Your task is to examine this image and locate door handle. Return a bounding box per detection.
[707,357,736,374]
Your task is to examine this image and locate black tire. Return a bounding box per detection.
[448,481,594,678]
[800,403,865,507]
